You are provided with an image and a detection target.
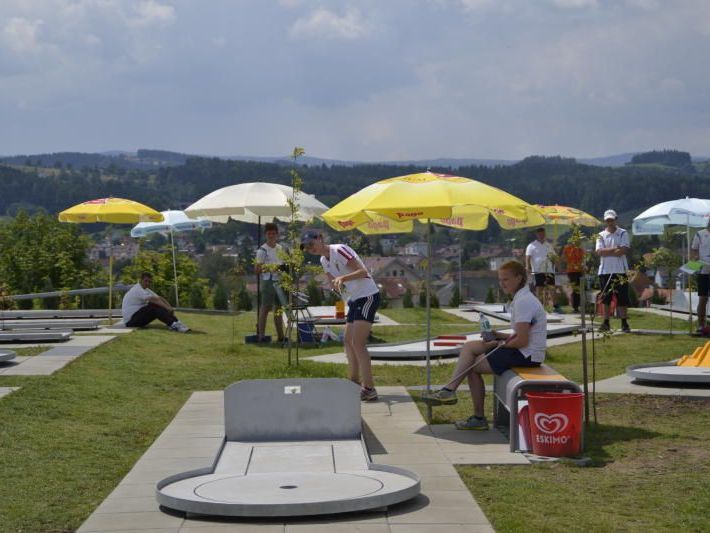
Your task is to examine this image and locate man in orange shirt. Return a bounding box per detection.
[561,226,585,313]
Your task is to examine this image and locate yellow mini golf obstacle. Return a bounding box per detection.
[627,340,710,384]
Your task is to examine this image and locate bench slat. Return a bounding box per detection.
[511,365,566,381]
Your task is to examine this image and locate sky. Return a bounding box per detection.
[2,0,710,161]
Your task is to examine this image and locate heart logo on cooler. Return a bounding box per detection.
[534,413,569,434]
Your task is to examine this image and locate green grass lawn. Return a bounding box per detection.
[0,308,709,532]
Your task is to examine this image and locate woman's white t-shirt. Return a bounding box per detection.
[510,285,547,363]
[320,244,378,301]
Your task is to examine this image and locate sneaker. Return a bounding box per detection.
[553,306,564,314]
[360,387,378,402]
[598,321,610,332]
[170,320,190,333]
[422,387,458,405]
[621,320,631,333]
[454,415,489,431]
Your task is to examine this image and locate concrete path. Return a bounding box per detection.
[0,335,116,376]
[0,386,19,399]
[77,385,529,532]
[594,373,710,397]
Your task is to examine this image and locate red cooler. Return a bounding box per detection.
[527,391,584,457]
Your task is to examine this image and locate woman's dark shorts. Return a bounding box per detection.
[486,346,541,376]
[347,292,380,323]
[534,273,555,287]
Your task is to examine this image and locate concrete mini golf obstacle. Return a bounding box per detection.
[156,378,420,518]
[627,341,710,385]
[0,349,16,363]
[0,330,72,343]
[463,303,565,323]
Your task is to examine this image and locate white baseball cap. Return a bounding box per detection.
[603,209,617,221]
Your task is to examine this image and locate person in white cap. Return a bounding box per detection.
[595,209,631,332]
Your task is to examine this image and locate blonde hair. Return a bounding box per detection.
[499,260,527,290]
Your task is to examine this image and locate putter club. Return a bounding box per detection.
[421,341,506,406]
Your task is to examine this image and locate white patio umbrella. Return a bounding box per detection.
[633,197,710,332]
[130,210,212,306]
[184,182,329,338]
[632,197,710,259]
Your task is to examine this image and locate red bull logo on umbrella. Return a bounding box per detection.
[395,211,424,219]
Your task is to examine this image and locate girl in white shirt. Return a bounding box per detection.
[429,260,546,430]
[301,230,380,401]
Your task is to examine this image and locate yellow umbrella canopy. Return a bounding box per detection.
[323,171,545,231]
[536,204,600,227]
[322,171,544,420]
[58,198,163,319]
[58,197,164,224]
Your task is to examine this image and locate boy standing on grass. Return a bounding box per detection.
[596,210,631,333]
[255,222,286,343]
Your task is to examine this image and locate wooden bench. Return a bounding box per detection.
[493,364,583,453]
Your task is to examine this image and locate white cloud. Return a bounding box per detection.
[2,17,43,53]
[129,0,176,27]
[290,7,368,40]
[548,0,598,8]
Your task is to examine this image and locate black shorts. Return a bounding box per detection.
[698,274,710,297]
[487,346,541,376]
[534,273,555,287]
[347,293,380,323]
[598,273,630,306]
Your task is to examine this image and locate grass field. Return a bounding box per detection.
[0,308,708,532]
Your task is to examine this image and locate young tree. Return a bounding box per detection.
[403,289,414,308]
[213,283,229,310]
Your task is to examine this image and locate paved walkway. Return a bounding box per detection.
[0,335,116,376]
[77,385,527,532]
[594,373,710,397]
[0,386,19,399]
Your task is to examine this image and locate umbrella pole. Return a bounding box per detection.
[107,227,113,322]
[426,220,432,424]
[256,216,261,339]
[688,222,693,334]
[170,228,179,307]
[580,275,590,427]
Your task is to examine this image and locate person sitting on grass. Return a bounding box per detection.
[121,272,190,332]
[429,260,546,430]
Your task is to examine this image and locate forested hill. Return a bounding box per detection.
[2,154,710,221]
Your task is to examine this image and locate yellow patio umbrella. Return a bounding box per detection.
[322,171,545,418]
[536,204,601,241]
[59,198,164,319]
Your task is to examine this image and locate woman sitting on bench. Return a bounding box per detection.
[430,260,546,430]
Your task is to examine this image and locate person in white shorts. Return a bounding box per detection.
[525,227,561,312]
[301,230,380,402]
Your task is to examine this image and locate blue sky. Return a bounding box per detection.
[2,0,709,160]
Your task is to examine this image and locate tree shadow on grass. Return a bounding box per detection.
[584,422,662,466]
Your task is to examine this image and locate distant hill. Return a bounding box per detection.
[3,148,707,171]
[577,153,639,167]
